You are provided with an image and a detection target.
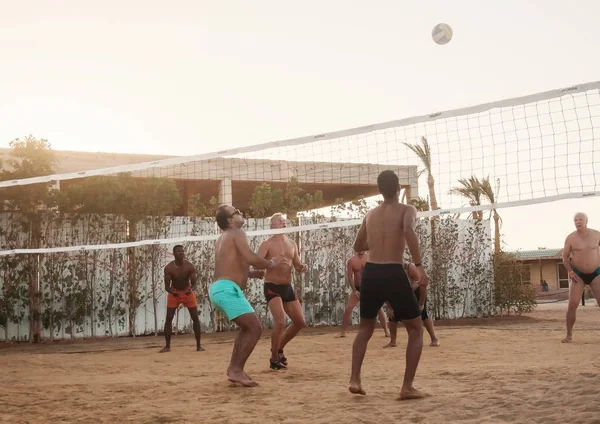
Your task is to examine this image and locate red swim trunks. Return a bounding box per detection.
[167,288,197,309]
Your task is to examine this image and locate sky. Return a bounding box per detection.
[1,0,599,251]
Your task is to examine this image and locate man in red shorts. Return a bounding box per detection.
[160,245,204,352]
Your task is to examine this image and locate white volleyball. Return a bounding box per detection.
[432,23,453,45]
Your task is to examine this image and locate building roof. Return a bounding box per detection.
[0,147,419,214]
[512,248,563,261]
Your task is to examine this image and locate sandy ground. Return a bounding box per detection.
[1,302,599,424]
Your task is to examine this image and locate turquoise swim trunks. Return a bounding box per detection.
[209,279,255,321]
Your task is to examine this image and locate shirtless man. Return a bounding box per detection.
[208,205,281,387]
[384,262,439,349]
[348,170,428,400]
[160,245,203,352]
[337,251,390,338]
[257,213,308,370]
[561,212,600,343]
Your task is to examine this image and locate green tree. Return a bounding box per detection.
[248,177,324,219]
[410,196,430,212]
[448,176,484,220]
[188,194,219,218]
[61,173,181,337]
[403,136,439,211]
[478,176,502,254]
[0,136,58,342]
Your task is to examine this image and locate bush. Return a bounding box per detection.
[493,252,537,315]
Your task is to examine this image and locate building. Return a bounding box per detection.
[0,148,419,215]
[514,248,569,291]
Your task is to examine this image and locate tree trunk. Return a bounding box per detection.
[127,219,139,337]
[89,253,96,339]
[493,210,501,254]
[426,172,441,318]
[49,275,54,342]
[152,248,158,336]
[107,250,116,337]
[427,174,439,211]
[28,215,42,343]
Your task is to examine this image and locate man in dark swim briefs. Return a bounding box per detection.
[257,213,308,370]
[561,212,600,343]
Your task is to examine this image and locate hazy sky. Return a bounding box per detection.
[1,0,599,251]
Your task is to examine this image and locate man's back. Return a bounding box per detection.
[365,203,410,264]
[214,229,248,287]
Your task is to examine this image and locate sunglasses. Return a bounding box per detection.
[229,208,242,217]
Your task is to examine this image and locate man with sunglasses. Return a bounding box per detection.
[209,205,281,387]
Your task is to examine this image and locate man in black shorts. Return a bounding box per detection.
[337,251,389,338]
[348,170,429,400]
[257,213,308,370]
[384,262,439,348]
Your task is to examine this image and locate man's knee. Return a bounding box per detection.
[249,322,262,339]
[272,318,286,331]
[404,318,423,337]
[165,309,176,322]
[294,316,307,329]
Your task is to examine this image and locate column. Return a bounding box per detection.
[218,178,232,206]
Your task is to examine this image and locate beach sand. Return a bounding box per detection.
[1,302,598,423]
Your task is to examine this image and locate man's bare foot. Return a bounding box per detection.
[159,346,170,353]
[430,339,440,347]
[561,335,572,343]
[197,346,205,351]
[227,370,258,387]
[384,333,390,338]
[383,341,397,348]
[336,333,346,338]
[398,387,427,400]
[348,380,366,395]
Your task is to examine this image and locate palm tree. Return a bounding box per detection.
[479,176,502,254]
[403,136,439,211]
[448,176,484,220]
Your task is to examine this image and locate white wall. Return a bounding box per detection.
[0,214,493,341]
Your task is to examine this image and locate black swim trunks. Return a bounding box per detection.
[388,286,428,321]
[264,282,297,303]
[360,262,420,321]
[414,287,429,320]
[572,266,600,285]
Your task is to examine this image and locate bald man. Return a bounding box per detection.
[257,213,308,370]
[561,212,600,343]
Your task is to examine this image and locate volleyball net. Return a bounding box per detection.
[0,81,598,256]
[1,80,598,339]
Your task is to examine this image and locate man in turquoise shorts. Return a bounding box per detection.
[209,204,281,387]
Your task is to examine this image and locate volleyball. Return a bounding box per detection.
[431,23,453,45]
